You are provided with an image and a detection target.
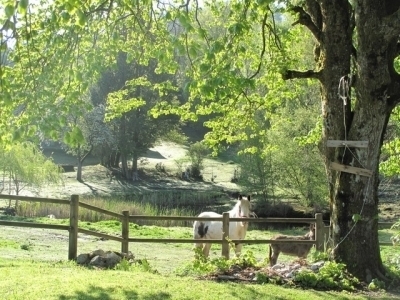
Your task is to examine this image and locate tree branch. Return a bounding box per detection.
[291,6,322,42]
[249,11,268,79]
[282,69,322,81]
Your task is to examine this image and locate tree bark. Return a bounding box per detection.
[291,0,400,281]
[76,145,93,182]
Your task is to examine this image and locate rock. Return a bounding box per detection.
[90,249,105,258]
[271,263,285,270]
[285,271,294,278]
[89,255,107,268]
[76,253,90,265]
[291,263,301,270]
[310,261,325,271]
[77,249,135,269]
[104,251,122,268]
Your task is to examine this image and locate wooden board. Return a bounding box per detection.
[326,140,368,148]
[330,162,372,177]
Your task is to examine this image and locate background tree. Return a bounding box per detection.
[61,99,114,181]
[92,53,182,179]
[0,142,62,206]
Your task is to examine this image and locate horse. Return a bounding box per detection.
[268,223,315,266]
[193,194,252,258]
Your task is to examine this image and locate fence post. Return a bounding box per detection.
[221,212,230,259]
[315,213,324,252]
[121,210,130,253]
[68,194,79,260]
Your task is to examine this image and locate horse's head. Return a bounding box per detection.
[237,194,251,218]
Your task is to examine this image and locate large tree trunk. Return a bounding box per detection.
[328,1,399,282]
[289,0,400,281]
[322,1,399,281]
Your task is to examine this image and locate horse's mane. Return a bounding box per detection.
[229,200,244,217]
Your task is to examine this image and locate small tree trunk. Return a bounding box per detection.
[120,153,131,180]
[76,160,83,182]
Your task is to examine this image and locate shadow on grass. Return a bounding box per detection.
[228,284,288,300]
[58,284,172,300]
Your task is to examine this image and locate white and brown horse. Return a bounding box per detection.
[193,195,252,257]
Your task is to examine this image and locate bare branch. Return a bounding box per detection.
[249,11,268,80]
[179,0,190,13]
[282,69,322,81]
[291,6,322,42]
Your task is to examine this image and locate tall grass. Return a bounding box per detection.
[15,190,229,227]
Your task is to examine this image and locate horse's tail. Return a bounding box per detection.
[194,222,208,239]
[268,244,272,263]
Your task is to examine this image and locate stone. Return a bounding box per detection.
[310,261,325,271]
[90,249,105,258]
[104,251,122,268]
[271,263,285,270]
[76,253,90,265]
[77,249,136,269]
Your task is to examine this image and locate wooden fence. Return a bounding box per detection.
[0,194,395,260]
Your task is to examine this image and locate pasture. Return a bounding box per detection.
[0,216,399,299]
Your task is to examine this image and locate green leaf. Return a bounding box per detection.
[5,4,15,18]
[61,11,70,22]
[76,9,87,27]
[71,126,84,145]
[18,0,29,15]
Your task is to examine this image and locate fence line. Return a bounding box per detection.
[0,194,396,260]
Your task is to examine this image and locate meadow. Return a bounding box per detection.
[1,196,399,300]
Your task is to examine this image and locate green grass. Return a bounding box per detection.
[0,238,20,249]
[0,217,399,299]
[0,258,391,300]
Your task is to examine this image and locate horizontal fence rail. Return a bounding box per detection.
[0,220,69,231]
[78,228,123,242]
[0,194,70,205]
[79,202,123,219]
[0,194,397,261]
[126,238,316,244]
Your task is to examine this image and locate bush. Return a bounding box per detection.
[294,262,360,291]
[186,142,209,179]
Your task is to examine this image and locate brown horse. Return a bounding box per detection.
[269,224,315,266]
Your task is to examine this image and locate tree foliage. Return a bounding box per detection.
[0,142,62,198]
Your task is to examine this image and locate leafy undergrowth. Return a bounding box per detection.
[175,247,400,297]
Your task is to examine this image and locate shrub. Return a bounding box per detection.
[294,261,360,291]
[186,142,209,179]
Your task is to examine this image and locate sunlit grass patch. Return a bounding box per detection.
[0,238,20,249]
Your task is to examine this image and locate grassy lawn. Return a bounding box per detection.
[0,258,391,300]
[0,217,399,299]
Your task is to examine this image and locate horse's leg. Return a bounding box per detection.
[194,242,203,252]
[202,243,212,257]
[270,249,279,266]
[235,243,243,256]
